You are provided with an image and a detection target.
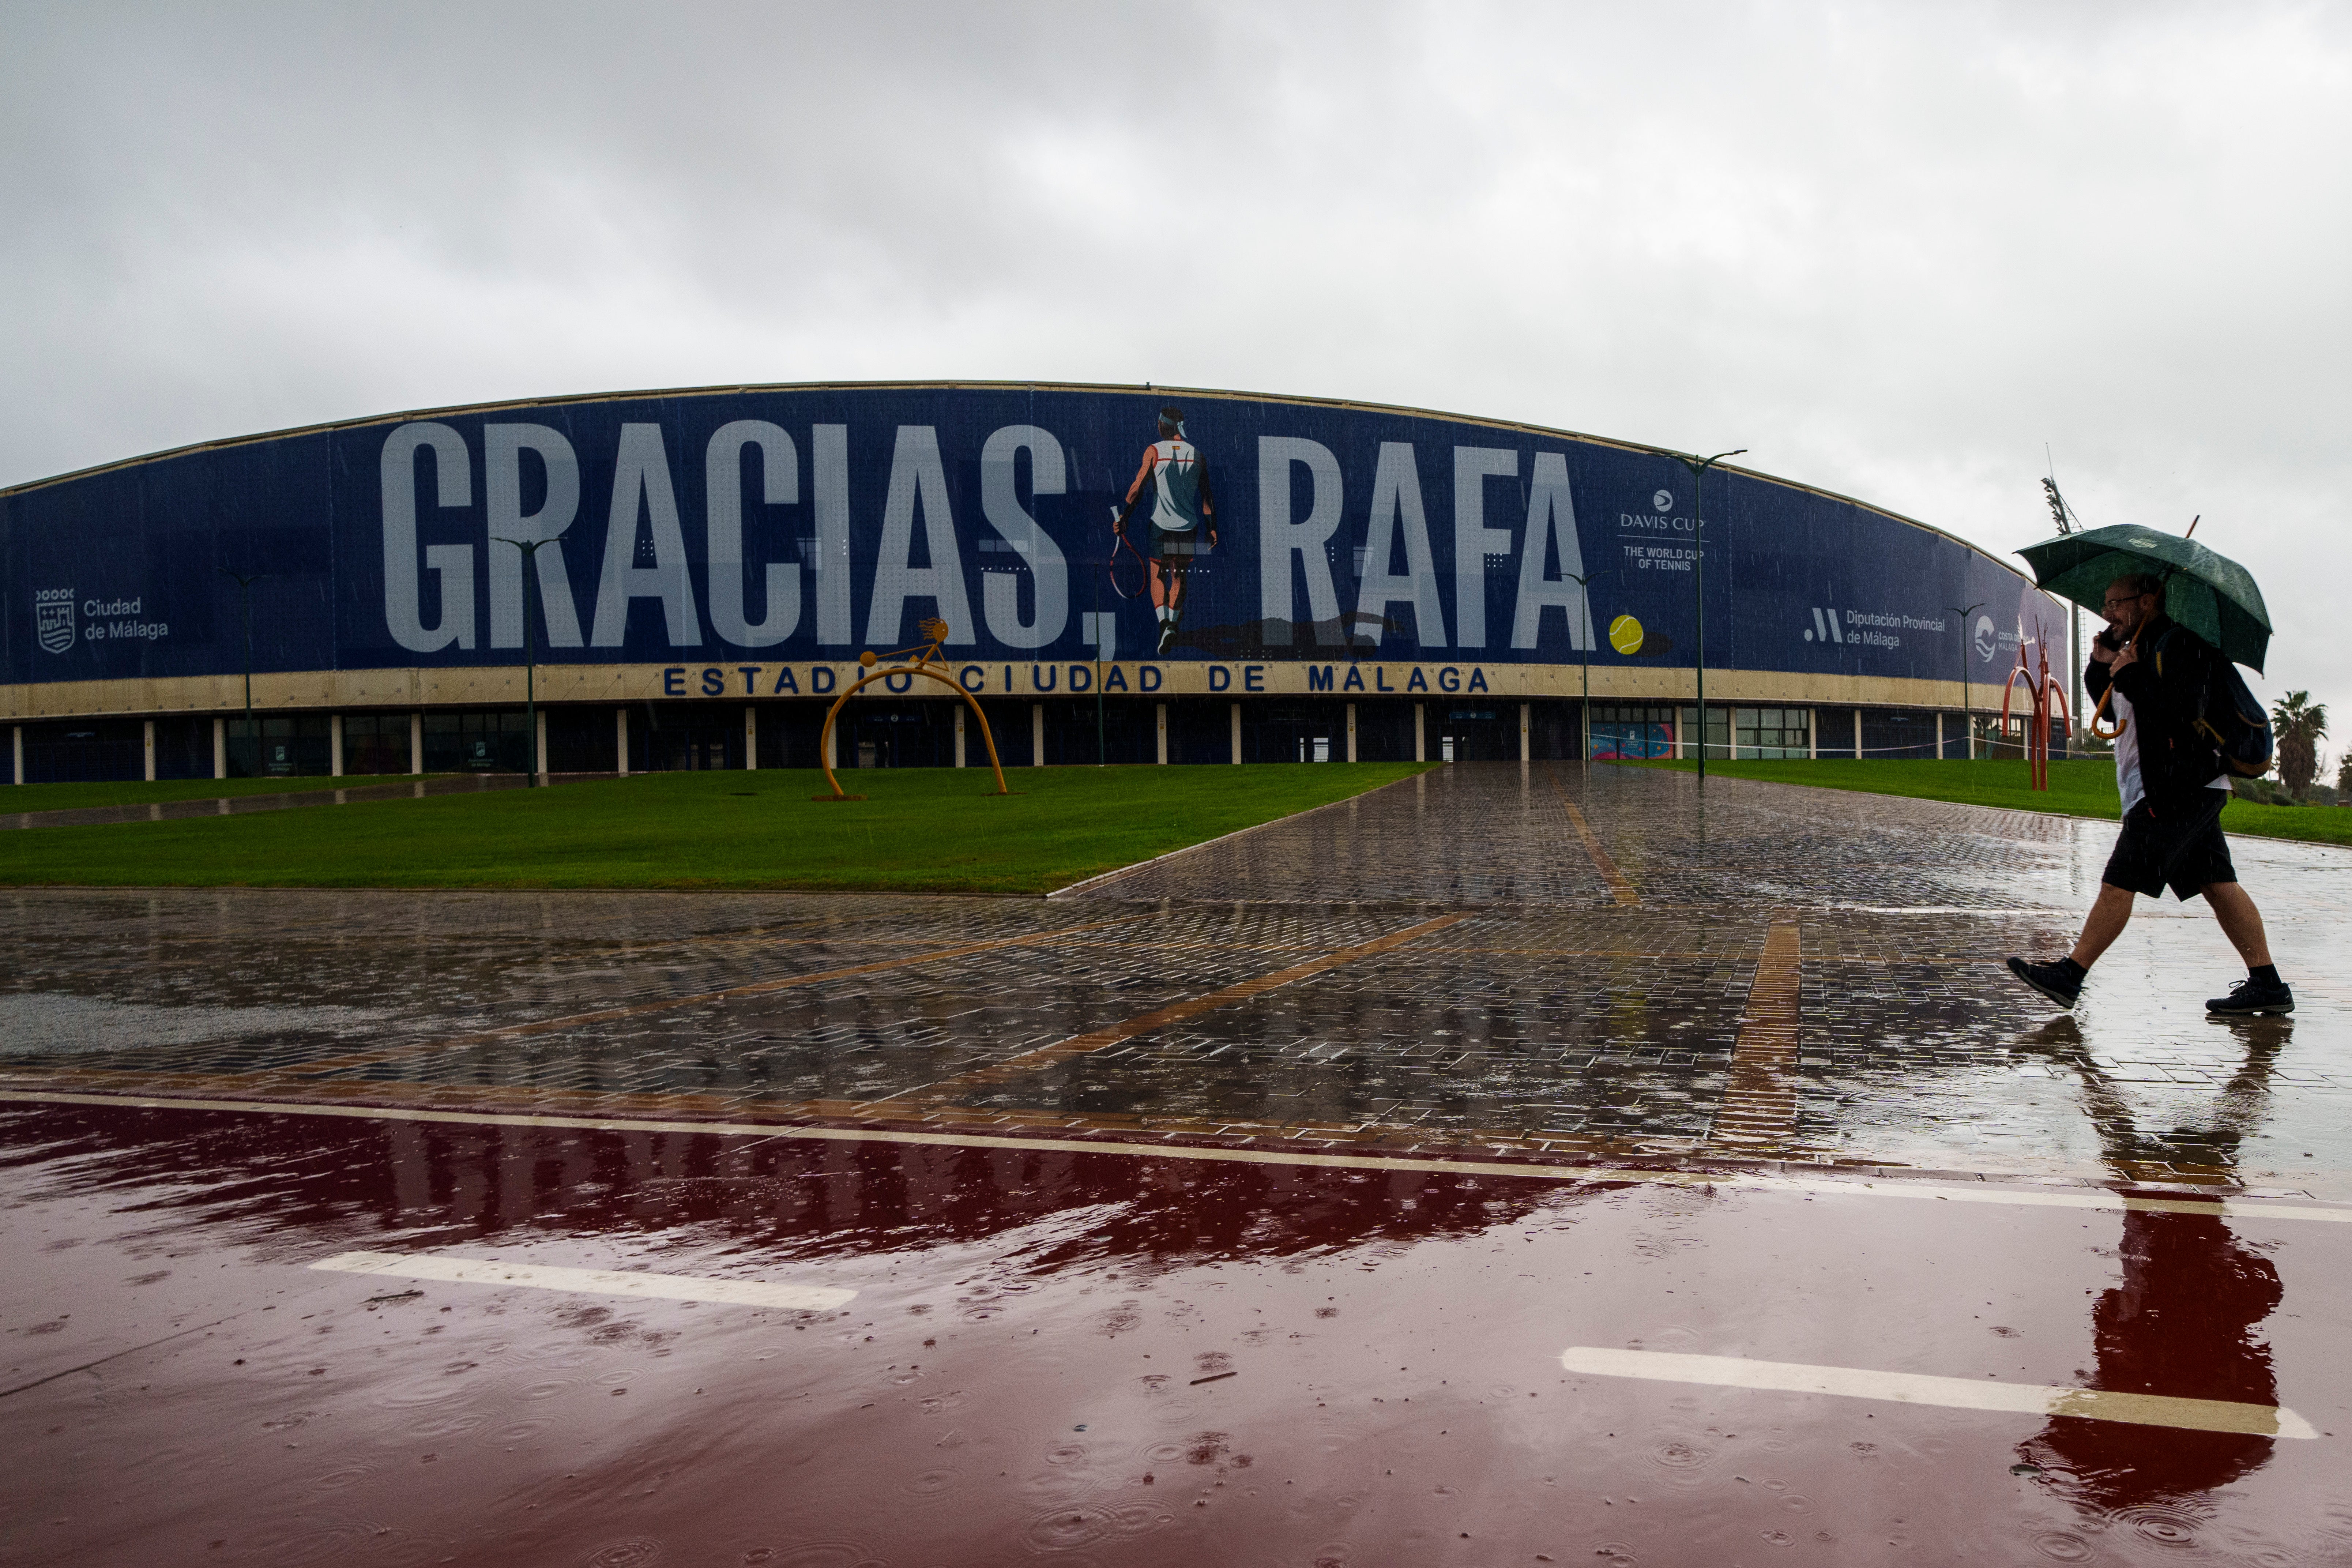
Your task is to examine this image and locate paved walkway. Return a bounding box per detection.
[8,765,2349,1567]
[5,762,2346,1192]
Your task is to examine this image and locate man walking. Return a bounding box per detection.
[2006,573,2293,1015]
[1113,407,1218,655]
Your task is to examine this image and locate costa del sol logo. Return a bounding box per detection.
[1974,614,1998,661]
[35,587,75,654]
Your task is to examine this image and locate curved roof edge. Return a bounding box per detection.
[0,377,2030,579]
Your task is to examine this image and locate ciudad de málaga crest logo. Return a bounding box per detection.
[35,587,74,654]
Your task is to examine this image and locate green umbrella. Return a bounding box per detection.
[2015,523,2272,673]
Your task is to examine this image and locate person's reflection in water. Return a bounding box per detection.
[2011,1015,2291,1512]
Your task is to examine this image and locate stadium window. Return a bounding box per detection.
[1588,704,1677,760]
[342,714,411,775]
[422,710,531,774]
[1735,706,1810,759]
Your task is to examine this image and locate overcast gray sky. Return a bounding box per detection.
[5,1,2347,762]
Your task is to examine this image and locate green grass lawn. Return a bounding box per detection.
[0,775,434,813]
[1622,758,2352,848]
[0,763,1435,895]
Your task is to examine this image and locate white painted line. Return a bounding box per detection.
[311,1250,855,1311]
[1560,1346,2319,1440]
[5,1087,2348,1224]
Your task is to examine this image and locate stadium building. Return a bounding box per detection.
[3,381,2070,783]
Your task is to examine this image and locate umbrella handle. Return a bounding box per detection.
[2089,683,2123,741]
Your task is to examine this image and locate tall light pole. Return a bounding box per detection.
[1674,449,1746,781]
[1094,558,1107,767]
[493,537,546,784]
[2041,474,2082,745]
[219,569,266,776]
[1565,569,1596,762]
[1946,601,1984,760]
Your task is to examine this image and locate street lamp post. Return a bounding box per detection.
[1674,449,1746,780]
[493,537,546,784]
[219,569,266,776]
[1946,601,1984,760]
[1094,612,1107,770]
[1565,570,1596,762]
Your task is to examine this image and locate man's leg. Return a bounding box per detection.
[2009,880,2135,1008]
[1147,561,1172,650]
[1155,563,1189,653]
[2202,881,2273,968]
[2069,882,2138,969]
[2202,880,2291,1013]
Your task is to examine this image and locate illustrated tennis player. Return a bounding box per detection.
[1112,407,1218,654]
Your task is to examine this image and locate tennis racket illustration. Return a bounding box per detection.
[1107,505,1149,600]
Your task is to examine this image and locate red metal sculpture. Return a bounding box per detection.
[1998,624,2072,791]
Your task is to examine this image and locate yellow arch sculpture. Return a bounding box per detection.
[814,617,1011,800]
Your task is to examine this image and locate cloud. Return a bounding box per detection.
[4,0,2348,730]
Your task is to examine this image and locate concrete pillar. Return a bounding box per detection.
[1518,703,1530,762]
[1414,703,1425,762]
[1935,711,1944,760]
[213,717,227,779]
[954,705,966,768]
[14,724,26,786]
[536,709,550,777]
[1808,708,1818,760]
[616,708,631,774]
[410,712,425,775]
[1854,707,1864,760]
[1156,703,1169,764]
[143,719,157,781]
[330,714,344,777]
[744,706,758,771]
[1031,703,1045,767]
[1345,703,1358,763]
[1230,702,1243,765]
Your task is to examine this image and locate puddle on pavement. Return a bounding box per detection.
[3,1098,2345,1565]
[0,992,387,1054]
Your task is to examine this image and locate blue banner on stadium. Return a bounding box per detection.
[2,384,2048,686]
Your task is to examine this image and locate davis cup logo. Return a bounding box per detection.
[35,587,75,654]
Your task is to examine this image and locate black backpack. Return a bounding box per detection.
[2153,626,2274,778]
[2198,660,2276,778]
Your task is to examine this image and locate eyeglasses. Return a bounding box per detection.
[2101,593,2151,612]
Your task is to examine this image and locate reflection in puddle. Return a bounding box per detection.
[2012,1016,2291,1531]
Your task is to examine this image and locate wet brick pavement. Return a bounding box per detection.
[3,762,2348,1194]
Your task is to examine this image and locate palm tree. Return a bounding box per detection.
[2271,691,2328,798]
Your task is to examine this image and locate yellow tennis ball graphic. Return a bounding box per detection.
[1608,614,1644,655]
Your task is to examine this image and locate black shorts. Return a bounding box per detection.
[2102,790,2236,901]
[1151,526,1206,562]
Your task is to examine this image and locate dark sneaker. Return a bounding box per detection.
[2207,976,2294,1015]
[1156,622,1177,655]
[2007,956,2082,1009]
